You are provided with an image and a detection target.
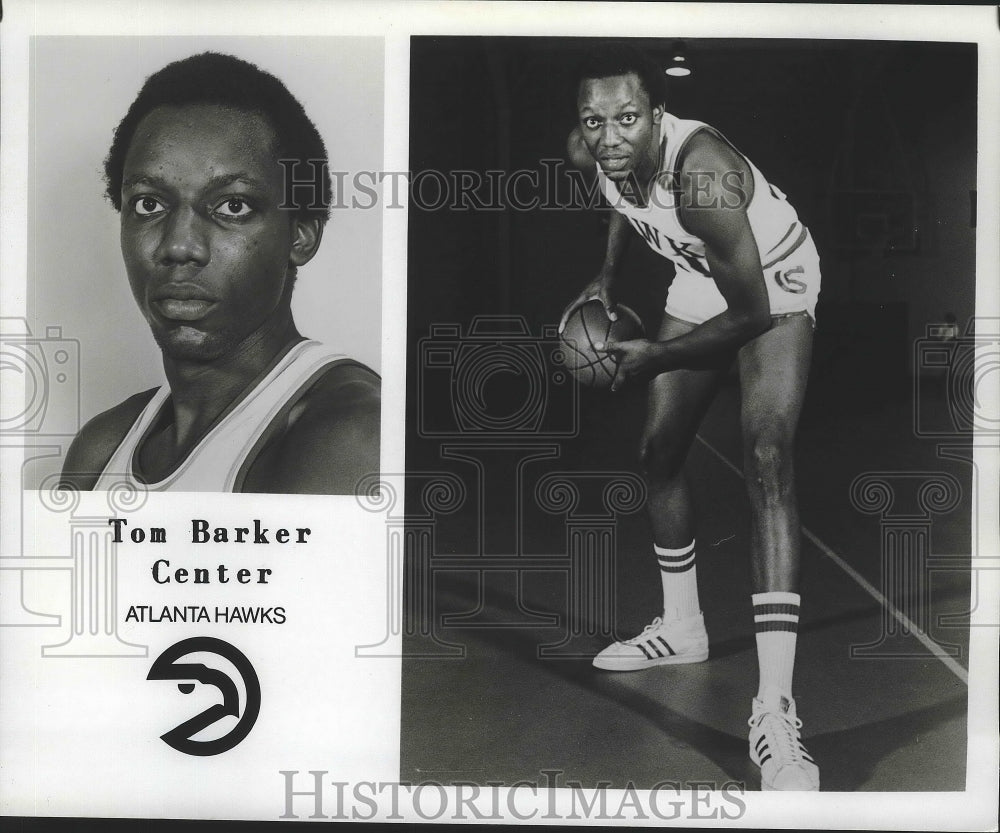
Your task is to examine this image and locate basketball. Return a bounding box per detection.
[559,300,644,389]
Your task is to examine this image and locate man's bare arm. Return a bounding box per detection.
[559,209,632,331]
[59,389,158,490]
[248,365,381,495]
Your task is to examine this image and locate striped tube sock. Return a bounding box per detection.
[752,591,800,700]
[655,541,700,621]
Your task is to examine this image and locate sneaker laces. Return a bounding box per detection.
[623,617,664,645]
[751,708,806,764]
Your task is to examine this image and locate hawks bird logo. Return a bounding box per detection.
[147,637,261,756]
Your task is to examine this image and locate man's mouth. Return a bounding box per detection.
[151,284,217,321]
[153,299,216,321]
[600,156,630,172]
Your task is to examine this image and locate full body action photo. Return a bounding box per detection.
[560,43,822,791]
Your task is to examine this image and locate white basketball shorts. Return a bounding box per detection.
[664,231,821,325]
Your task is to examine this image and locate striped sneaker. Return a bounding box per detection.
[592,613,709,671]
[748,693,820,791]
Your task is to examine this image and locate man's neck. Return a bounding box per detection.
[161,315,303,448]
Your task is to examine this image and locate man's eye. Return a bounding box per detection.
[620,113,637,126]
[133,196,165,216]
[213,197,254,218]
[583,117,601,130]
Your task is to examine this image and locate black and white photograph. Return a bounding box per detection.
[1,1,997,829]
[21,36,383,495]
[401,32,993,798]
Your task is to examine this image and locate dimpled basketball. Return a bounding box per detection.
[559,301,644,390]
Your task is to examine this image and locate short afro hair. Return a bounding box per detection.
[575,42,667,110]
[104,52,331,224]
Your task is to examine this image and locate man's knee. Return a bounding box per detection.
[639,432,686,480]
[744,433,795,492]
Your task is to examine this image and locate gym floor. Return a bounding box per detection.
[400,376,972,791]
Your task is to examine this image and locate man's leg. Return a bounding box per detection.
[738,313,812,594]
[738,313,819,790]
[642,315,728,550]
[593,314,728,670]
[643,315,730,617]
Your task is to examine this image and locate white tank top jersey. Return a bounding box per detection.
[598,113,809,278]
[94,340,362,492]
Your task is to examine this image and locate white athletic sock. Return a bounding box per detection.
[655,541,700,621]
[752,591,800,700]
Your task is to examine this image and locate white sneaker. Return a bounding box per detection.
[748,693,820,791]
[592,613,709,671]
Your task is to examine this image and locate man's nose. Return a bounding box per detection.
[601,122,623,146]
[156,206,210,266]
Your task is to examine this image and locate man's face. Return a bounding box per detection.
[577,72,662,184]
[120,104,310,362]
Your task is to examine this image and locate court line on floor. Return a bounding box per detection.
[694,434,970,685]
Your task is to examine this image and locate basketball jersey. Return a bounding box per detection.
[94,340,360,492]
[597,113,809,278]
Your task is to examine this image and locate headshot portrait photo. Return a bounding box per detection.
[23,36,384,493]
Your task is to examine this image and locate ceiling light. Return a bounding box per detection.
[665,42,692,77]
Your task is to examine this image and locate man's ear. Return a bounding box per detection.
[289,217,324,268]
[652,104,664,124]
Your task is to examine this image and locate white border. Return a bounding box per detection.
[2,2,997,829]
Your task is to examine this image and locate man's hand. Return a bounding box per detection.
[595,338,667,392]
[558,275,618,334]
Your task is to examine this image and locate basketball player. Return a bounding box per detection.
[60,53,380,494]
[559,44,820,790]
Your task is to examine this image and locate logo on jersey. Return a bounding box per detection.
[147,636,261,756]
[774,265,807,294]
[627,217,710,276]
[628,217,662,250]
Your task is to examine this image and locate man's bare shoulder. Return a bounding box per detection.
[678,129,742,172]
[246,361,381,495]
[675,129,755,242]
[676,130,753,201]
[567,125,596,172]
[292,361,381,449]
[60,388,159,490]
